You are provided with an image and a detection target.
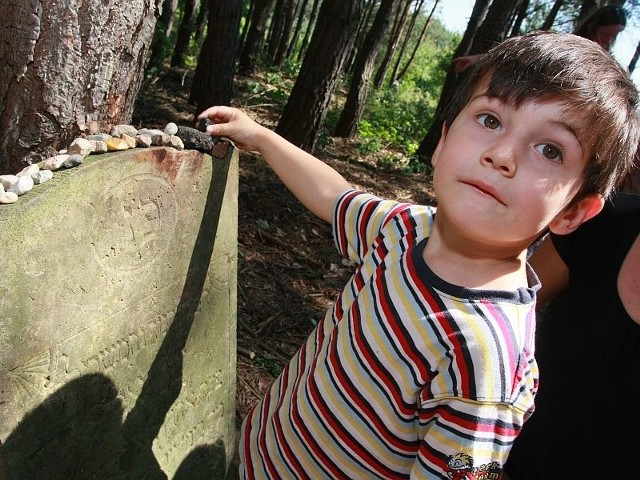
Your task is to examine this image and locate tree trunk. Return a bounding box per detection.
[396,0,438,82]
[345,0,379,74]
[510,0,529,36]
[194,0,209,43]
[273,0,298,66]
[171,0,202,67]
[161,0,180,37]
[238,0,276,75]
[190,0,242,115]
[629,40,640,74]
[266,0,285,63]
[0,0,159,174]
[388,0,425,86]
[276,0,363,151]
[335,0,400,138]
[416,0,511,162]
[286,0,310,59]
[296,0,321,62]
[373,0,412,87]
[542,0,564,30]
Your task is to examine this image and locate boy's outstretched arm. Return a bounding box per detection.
[198,106,353,224]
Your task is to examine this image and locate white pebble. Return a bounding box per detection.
[8,175,34,196]
[164,122,178,135]
[41,154,70,171]
[68,138,93,156]
[0,191,18,204]
[17,164,39,177]
[0,175,18,190]
[32,170,53,184]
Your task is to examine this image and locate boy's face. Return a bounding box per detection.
[431,94,591,250]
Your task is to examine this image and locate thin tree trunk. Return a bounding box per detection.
[266,0,285,63]
[510,0,529,36]
[194,0,208,43]
[276,0,363,151]
[388,0,425,86]
[190,0,242,115]
[171,0,201,67]
[542,0,564,30]
[161,0,180,38]
[286,0,310,58]
[345,0,379,74]
[396,0,438,82]
[335,0,400,138]
[0,0,158,173]
[296,0,321,62]
[273,0,298,66]
[238,0,256,58]
[238,0,276,74]
[415,0,491,161]
[373,0,412,88]
[629,40,640,74]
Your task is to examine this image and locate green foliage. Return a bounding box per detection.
[353,28,457,169]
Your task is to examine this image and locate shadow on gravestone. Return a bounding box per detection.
[0,147,234,480]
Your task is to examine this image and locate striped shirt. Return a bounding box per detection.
[239,190,539,479]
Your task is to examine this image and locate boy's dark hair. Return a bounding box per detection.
[444,32,640,202]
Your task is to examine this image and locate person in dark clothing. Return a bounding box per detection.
[505,192,640,479]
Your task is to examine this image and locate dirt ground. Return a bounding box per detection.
[133,68,436,427]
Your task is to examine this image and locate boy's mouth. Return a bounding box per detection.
[462,180,506,206]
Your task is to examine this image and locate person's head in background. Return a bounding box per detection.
[573,4,627,51]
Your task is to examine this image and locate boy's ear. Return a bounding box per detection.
[431,124,449,167]
[548,194,605,235]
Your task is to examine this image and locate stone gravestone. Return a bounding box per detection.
[0,145,238,479]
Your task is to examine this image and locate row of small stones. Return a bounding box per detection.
[0,122,184,206]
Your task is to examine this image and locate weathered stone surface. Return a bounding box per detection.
[0,145,238,478]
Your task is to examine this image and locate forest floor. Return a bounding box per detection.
[132,67,437,428]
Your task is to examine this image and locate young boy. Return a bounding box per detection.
[199,32,639,479]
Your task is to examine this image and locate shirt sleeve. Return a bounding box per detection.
[332,189,416,264]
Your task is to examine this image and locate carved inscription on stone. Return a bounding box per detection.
[91,174,178,273]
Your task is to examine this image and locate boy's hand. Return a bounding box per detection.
[197,106,263,153]
[197,105,352,223]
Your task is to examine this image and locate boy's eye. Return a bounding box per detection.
[535,143,562,162]
[477,113,501,130]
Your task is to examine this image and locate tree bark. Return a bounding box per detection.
[416,0,513,162]
[629,40,640,74]
[374,0,412,87]
[0,0,160,174]
[396,0,438,82]
[171,0,202,67]
[296,0,321,62]
[276,0,363,151]
[190,0,242,115]
[542,0,564,30]
[238,0,276,75]
[335,0,400,138]
[388,0,426,86]
[273,0,298,66]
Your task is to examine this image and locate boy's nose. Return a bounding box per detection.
[481,142,517,177]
